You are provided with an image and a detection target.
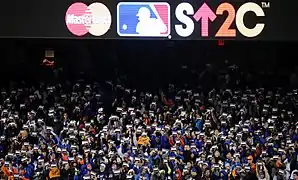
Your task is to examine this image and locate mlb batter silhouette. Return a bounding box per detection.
[136,7,167,36]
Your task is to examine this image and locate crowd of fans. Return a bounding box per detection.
[1,40,298,180]
[0,71,298,180]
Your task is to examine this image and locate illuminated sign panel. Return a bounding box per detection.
[174,2,265,38]
[65,2,112,36]
[0,0,295,40]
[117,2,170,37]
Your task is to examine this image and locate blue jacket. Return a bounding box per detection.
[23,164,34,179]
[195,120,203,131]
[161,135,170,149]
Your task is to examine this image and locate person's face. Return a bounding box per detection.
[205,170,211,177]
[51,154,55,159]
[247,158,253,164]
[201,156,206,161]
[186,162,191,168]
[215,151,220,157]
[293,173,298,180]
[257,171,265,178]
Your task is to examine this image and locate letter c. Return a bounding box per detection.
[236,2,265,37]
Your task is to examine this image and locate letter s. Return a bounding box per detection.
[175,3,194,37]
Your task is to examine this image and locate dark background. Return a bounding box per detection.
[0,39,297,91]
[0,0,294,40]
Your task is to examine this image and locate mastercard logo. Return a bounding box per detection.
[65,2,112,36]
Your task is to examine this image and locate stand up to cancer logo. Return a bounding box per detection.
[65,2,112,36]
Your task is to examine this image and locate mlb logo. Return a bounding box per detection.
[117,2,170,37]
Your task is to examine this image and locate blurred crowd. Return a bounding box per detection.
[0,65,298,180]
[1,39,298,180]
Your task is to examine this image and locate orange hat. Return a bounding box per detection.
[49,167,60,179]
[247,155,253,160]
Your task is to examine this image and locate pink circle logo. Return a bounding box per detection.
[65,2,112,36]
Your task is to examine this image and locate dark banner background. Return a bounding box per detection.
[0,0,295,40]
